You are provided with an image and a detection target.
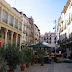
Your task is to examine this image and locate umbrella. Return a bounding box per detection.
[29,43,51,48]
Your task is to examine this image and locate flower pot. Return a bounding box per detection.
[31,62,34,66]
[41,62,44,66]
[26,64,30,68]
[8,70,14,72]
[20,66,25,71]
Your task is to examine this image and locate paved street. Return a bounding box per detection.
[15,63,72,72]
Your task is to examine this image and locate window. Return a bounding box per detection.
[54,37,56,40]
[14,18,18,29]
[54,41,56,43]
[47,41,48,43]
[50,37,51,40]
[19,21,22,31]
[2,10,7,24]
[9,15,13,26]
[9,33,11,40]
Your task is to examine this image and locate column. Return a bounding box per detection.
[20,35,22,51]
[0,7,3,22]
[0,26,1,30]
[16,34,18,47]
[11,32,14,45]
[5,29,8,48]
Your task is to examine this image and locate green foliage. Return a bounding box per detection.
[37,49,45,56]
[2,45,21,70]
[30,55,35,62]
[39,55,44,62]
[0,56,7,72]
[37,49,45,62]
[19,50,26,65]
[23,49,33,63]
[0,47,7,72]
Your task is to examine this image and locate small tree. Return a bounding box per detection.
[20,50,26,66]
[24,49,32,63]
[0,47,7,72]
[2,45,21,71]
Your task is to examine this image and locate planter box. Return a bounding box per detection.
[41,62,44,66]
[20,66,25,71]
[8,70,14,72]
[31,62,34,66]
[26,64,30,68]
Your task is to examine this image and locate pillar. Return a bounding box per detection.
[0,26,1,30]
[20,35,22,51]
[5,29,8,48]
[11,32,14,45]
[16,34,18,47]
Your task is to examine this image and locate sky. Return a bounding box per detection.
[5,0,67,34]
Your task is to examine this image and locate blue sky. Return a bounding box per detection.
[5,0,67,34]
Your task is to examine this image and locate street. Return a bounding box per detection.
[15,63,72,72]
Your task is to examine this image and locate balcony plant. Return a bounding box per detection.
[2,45,21,72]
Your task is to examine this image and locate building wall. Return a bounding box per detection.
[40,33,57,48]
[57,0,72,56]
[34,24,40,44]
[0,0,22,49]
[57,0,72,42]
[28,17,34,45]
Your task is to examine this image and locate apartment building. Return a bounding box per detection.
[34,24,40,44]
[40,32,57,48]
[0,0,40,49]
[28,17,34,45]
[57,0,72,56]
[0,0,23,49]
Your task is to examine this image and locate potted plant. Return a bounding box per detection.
[24,49,32,68]
[2,45,21,72]
[31,55,35,66]
[37,50,45,66]
[19,50,26,71]
[39,55,44,66]
[0,47,7,72]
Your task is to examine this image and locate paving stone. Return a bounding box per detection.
[15,63,72,72]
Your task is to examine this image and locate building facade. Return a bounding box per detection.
[28,17,34,45]
[0,0,40,49]
[40,32,57,48]
[0,0,23,50]
[34,24,40,44]
[57,0,72,56]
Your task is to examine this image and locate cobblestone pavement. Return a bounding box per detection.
[15,63,72,72]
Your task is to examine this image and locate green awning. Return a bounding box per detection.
[29,43,51,48]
